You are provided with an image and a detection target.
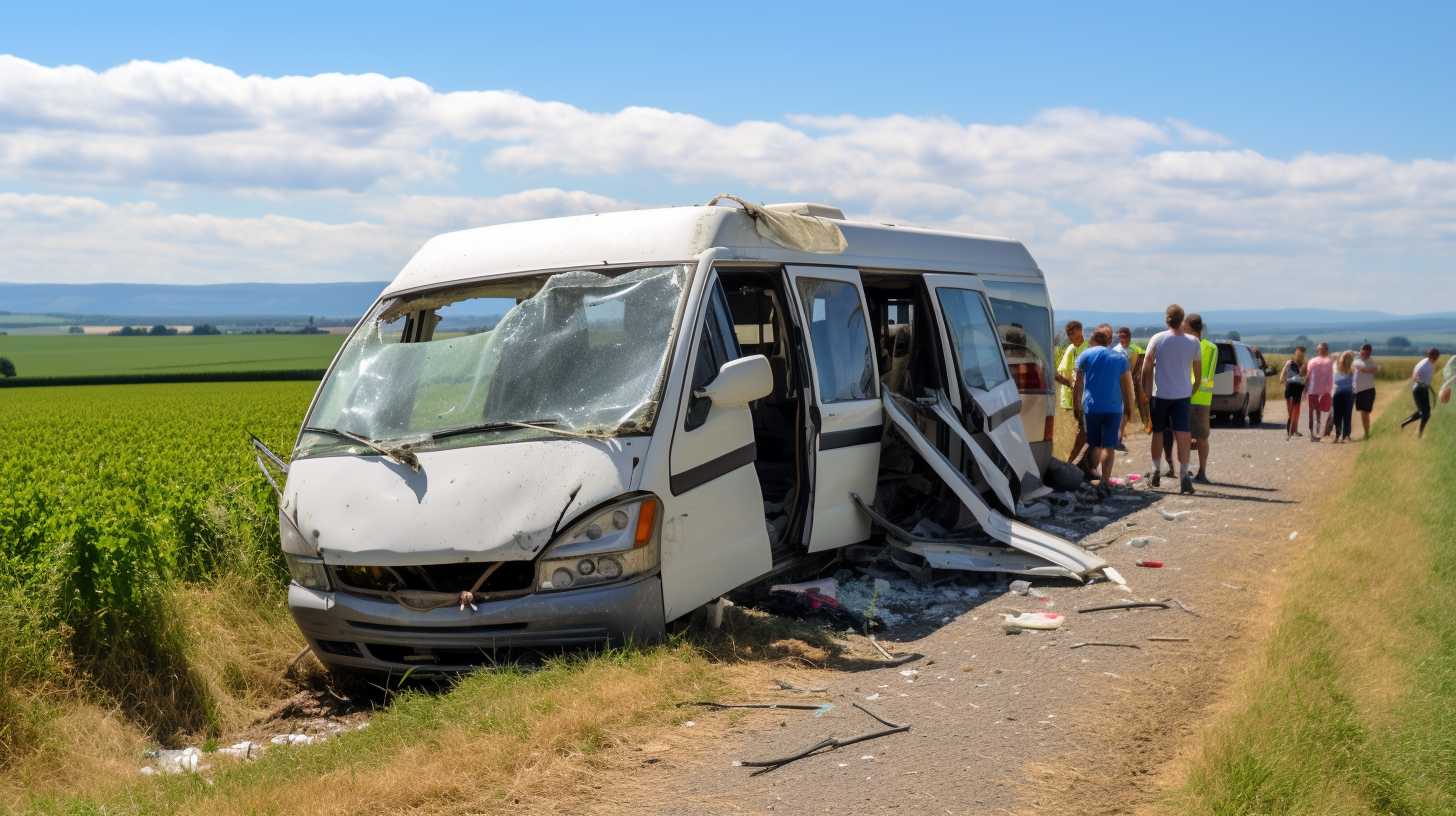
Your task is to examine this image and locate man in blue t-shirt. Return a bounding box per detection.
[1074,324,1136,492]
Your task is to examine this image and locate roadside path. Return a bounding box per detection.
[603,398,1370,815]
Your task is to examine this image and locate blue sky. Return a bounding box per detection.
[1,2,1453,310]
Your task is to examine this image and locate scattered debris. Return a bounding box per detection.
[1288,531,1299,541]
[1017,501,1053,520]
[867,635,925,667]
[1162,597,1202,617]
[141,747,203,775]
[1069,642,1141,650]
[774,679,829,694]
[1158,509,1193,521]
[1126,536,1165,549]
[736,703,910,775]
[1101,566,1128,587]
[684,701,832,713]
[1077,601,1170,614]
[1135,560,1164,568]
[1147,636,1191,642]
[1001,612,1065,632]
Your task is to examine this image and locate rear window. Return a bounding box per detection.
[985,281,1052,394]
[1217,343,1238,366]
[1235,345,1256,368]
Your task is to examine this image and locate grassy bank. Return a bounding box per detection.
[1170,392,1456,813]
[19,645,727,816]
[0,334,342,378]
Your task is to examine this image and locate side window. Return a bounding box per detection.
[1235,346,1255,369]
[795,278,876,403]
[685,282,739,429]
[936,288,1011,391]
[984,280,1052,395]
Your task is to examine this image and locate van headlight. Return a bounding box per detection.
[536,496,660,592]
[285,553,332,591]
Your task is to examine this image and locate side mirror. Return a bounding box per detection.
[702,355,773,408]
[1263,365,1276,376]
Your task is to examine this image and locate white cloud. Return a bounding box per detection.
[1,55,1453,309]
[0,189,630,284]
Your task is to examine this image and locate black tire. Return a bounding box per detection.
[1249,394,1264,425]
[1237,395,1250,426]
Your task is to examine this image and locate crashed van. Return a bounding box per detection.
[256,197,1105,675]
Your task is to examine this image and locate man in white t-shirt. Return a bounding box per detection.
[1401,348,1441,438]
[1140,304,1204,494]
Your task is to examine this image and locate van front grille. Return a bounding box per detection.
[331,560,535,598]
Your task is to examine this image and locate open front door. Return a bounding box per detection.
[783,265,882,552]
[922,274,1042,498]
[663,275,773,620]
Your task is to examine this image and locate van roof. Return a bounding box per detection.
[382,205,1043,297]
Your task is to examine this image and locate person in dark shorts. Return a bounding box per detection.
[1281,346,1307,439]
[1352,343,1379,439]
[1073,325,1135,494]
[1402,348,1441,438]
[1140,304,1204,494]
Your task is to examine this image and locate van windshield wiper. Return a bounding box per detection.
[428,418,564,440]
[301,426,421,472]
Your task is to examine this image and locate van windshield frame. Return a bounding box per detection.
[295,264,692,461]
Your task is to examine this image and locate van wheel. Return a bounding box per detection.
[1249,397,1264,426]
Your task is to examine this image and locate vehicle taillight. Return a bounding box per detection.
[1010,362,1044,392]
[1043,414,1055,442]
[1233,369,1243,394]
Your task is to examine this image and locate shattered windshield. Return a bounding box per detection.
[296,265,688,459]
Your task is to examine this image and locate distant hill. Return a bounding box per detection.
[0,281,392,320]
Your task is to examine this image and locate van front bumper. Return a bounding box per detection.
[288,574,665,674]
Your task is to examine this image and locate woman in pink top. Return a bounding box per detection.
[1303,342,1335,441]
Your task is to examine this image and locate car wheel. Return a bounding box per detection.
[1249,394,1264,425]
[1237,396,1249,426]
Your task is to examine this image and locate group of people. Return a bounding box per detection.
[1055,304,1454,499]
[1056,304,1218,497]
[1280,344,1451,441]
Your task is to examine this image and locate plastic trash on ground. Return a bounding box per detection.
[1001,612,1064,632]
[143,747,203,775]
[768,577,838,600]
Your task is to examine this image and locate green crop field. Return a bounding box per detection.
[0,335,344,379]
[0,381,316,767]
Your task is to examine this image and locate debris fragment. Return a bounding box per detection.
[1001,612,1065,632]
[142,747,204,775]
[1101,566,1128,587]
[1076,601,1170,614]
[774,679,829,694]
[1288,531,1299,541]
[736,703,910,775]
[1126,536,1165,548]
[1162,597,1202,617]
[1135,560,1164,568]
[1147,636,1191,642]
[1069,642,1141,650]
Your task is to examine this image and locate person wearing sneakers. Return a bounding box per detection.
[1401,348,1442,437]
[1352,343,1380,439]
[1303,342,1335,440]
[1140,304,1203,494]
[1055,321,1090,472]
[1281,346,1308,439]
[1184,313,1218,484]
[1073,325,1135,495]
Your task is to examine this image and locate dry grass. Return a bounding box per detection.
[19,644,732,816]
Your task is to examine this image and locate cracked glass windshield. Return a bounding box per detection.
[297,265,689,459]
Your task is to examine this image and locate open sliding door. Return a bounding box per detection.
[782,265,881,552]
[922,273,1041,499]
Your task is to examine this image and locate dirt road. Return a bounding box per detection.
[605,399,1367,816]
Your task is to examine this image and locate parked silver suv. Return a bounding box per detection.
[1211,341,1268,425]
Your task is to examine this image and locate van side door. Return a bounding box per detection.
[663,274,773,620]
[923,273,1041,496]
[783,265,881,552]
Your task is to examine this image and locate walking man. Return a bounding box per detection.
[1352,343,1380,439]
[1304,342,1335,440]
[1055,321,1089,468]
[1184,314,1219,483]
[1141,304,1203,494]
[1401,348,1441,437]
[1073,325,1135,494]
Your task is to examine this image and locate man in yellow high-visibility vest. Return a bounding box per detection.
[1185,313,1218,484]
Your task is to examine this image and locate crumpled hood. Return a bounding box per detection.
[284,437,647,567]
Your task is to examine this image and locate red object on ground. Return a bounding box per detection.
[1135,560,1164,568]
